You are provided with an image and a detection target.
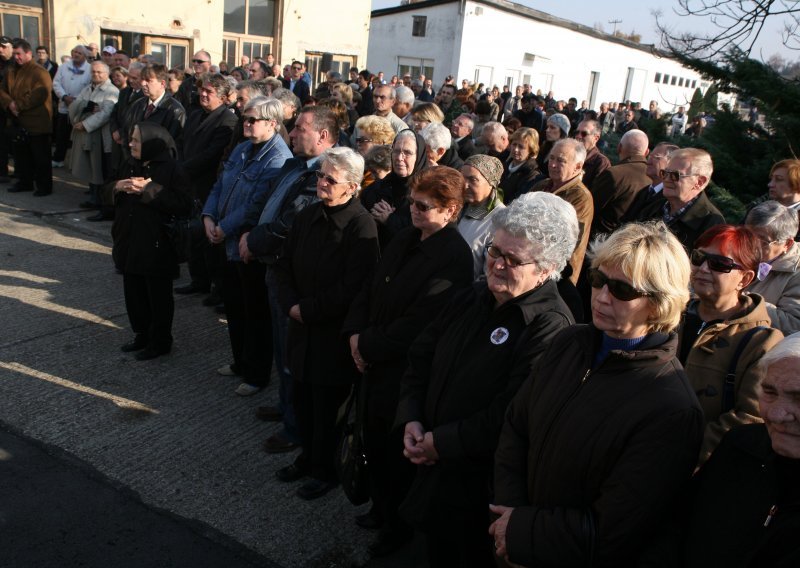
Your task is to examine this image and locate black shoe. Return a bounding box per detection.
[135,345,171,361]
[355,509,384,530]
[296,478,338,500]
[86,211,113,222]
[33,189,52,197]
[174,283,211,295]
[79,201,99,209]
[275,463,308,482]
[8,184,32,193]
[120,335,148,352]
[263,434,299,454]
[255,405,283,422]
[367,527,414,558]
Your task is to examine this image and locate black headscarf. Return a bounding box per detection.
[127,122,178,184]
[392,129,429,179]
[362,130,429,210]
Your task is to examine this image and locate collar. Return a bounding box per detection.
[148,91,166,108]
[305,154,322,170]
[483,279,568,326]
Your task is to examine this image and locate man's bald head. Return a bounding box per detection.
[619,129,649,160]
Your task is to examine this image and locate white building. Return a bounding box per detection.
[368,0,711,111]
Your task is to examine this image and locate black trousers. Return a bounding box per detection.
[123,272,174,350]
[220,260,272,386]
[424,497,495,567]
[293,380,351,481]
[14,133,52,193]
[0,112,9,176]
[52,112,71,161]
[187,228,222,291]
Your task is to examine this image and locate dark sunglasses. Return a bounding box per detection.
[315,170,346,185]
[485,242,535,268]
[407,196,437,212]
[660,168,698,182]
[690,250,743,273]
[574,130,593,137]
[243,116,268,125]
[191,59,209,64]
[588,268,652,301]
[355,137,373,144]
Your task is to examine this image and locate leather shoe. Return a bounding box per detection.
[255,405,282,422]
[86,211,113,222]
[135,345,171,361]
[276,463,308,482]
[355,509,383,530]
[367,527,414,558]
[174,283,211,295]
[120,335,148,352]
[263,433,299,454]
[8,184,32,193]
[296,478,338,500]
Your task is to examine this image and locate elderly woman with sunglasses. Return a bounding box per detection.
[396,192,579,566]
[491,222,703,568]
[679,224,784,464]
[202,96,292,395]
[745,201,800,334]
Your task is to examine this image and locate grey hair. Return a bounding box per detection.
[746,200,800,242]
[320,147,365,189]
[271,87,300,110]
[235,80,263,100]
[394,85,415,105]
[244,96,285,131]
[482,121,507,139]
[553,138,587,165]
[620,129,649,155]
[411,79,423,88]
[72,45,90,58]
[758,332,800,372]
[224,75,238,91]
[129,61,146,73]
[375,84,396,99]
[420,122,451,152]
[395,129,417,144]
[455,113,474,130]
[327,71,342,82]
[90,61,110,74]
[671,147,713,181]
[491,191,579,281]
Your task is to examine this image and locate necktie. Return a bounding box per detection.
[144,103,155,119]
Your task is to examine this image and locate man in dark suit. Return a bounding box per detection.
[126,64,186,147]
[622,141,679,224]
[451,113,477,160]
[590,129,651,238]
[513,93,544,134]
[282,60,310,104]
[355,69,374,117]
[176,73,238,296]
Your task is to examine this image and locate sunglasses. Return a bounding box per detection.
[315,170,346,185]
[574,130,593,137]
[243,116,268,125]
[407,196,437,212]
[485,242,535,268]
[355,137,373,144]
[588,268,652,301]
[690,250,743,273]
[660,168,698,182]
[191,59,209,64]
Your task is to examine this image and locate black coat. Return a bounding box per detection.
[395,280,574,524]
[181,104,237,202]
[109,86,143,136]
[590,154,651,238]
[637,190,725,251]
[495,326,704,567]
[282,77,310,103]
[125,94,186,149]
[343,225,473,415]
[274,198,380,386]
[501,158,542,204]
[456,136,477,161]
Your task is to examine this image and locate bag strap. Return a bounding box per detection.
[722,326,767,414]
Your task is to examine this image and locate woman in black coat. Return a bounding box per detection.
[112,122,192,360]
[343,167,474,557]
[396,192,580,566]
[272,147,380,501]
[361,129,429,249]
[501,127,543,204]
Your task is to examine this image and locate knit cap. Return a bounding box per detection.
[465,154,503,188]
[548,113,571,137]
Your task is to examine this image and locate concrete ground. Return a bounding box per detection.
[0,169,426,568]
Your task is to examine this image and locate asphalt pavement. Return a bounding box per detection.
[0,169,426,567]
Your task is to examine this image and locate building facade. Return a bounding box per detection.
[368,0,712,111]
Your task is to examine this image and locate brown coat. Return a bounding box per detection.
[531,175,593,284]
[590,154,650,238]
[0,59,53,134]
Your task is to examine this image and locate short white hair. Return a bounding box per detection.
[420,122,451,152]
[620,129,649,155]
[552,138,586,165]
[394,85,415,105]
[759,332,800,371]
[320,147,365,188]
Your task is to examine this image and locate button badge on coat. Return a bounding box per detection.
[490,327,509,345]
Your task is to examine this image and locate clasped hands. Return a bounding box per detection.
[370,199,395,224]
[402,421,439,465]
[115,176,150,195]
[203,216,226,245]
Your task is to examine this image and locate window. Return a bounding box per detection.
[398,56,435,82]
[1,10,41,48]
[662,74,670,84]
[412,15,427,37]
[223,0,276,66]
[305,51,356,87]
[654,72,662,83]
[671,75,677,85]
[678,77,684,87]
[102,30,189,68]
[691,80,697,88]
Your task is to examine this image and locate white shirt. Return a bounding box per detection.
[52,59,91,114]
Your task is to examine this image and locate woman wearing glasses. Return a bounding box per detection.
[491,222,703,567]
[202,97,291,395]
[273,147,379,500]
[679,224,783,463]
[396,192,579,566]
[343,166,473,557]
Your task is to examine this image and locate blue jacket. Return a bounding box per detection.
[203,134,292,260]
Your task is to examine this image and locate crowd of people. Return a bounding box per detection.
[2,40,799,566]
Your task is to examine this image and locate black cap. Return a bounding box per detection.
[0,36,12,46]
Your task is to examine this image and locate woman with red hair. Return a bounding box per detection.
[679,224,784,464]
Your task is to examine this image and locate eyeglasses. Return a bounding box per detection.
[355,137,373,144]
[191,59,209,64]
[588,268,652,301]
[373,94,389,100]
[485,242,536,268]
[315,170,347,185]
[407,196,437,212]
[660,168,698,182]
[690,250,743,273]
[244,116,269,126]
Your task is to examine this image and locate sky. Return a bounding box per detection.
[370,0,794,61]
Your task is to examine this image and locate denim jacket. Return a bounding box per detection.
[203,134,292,260]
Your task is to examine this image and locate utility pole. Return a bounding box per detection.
[608,19,622,35]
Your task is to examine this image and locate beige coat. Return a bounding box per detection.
[747,241,800,334]
[68,79,118,185]
[680,294,783,464]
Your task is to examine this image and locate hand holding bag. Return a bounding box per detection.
[335,373,370,506]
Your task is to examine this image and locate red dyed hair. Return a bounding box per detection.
[408,166,465,218]
[694,224,762,272]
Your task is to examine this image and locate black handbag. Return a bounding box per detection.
[335,373,370,506]
[164,199,202,264]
